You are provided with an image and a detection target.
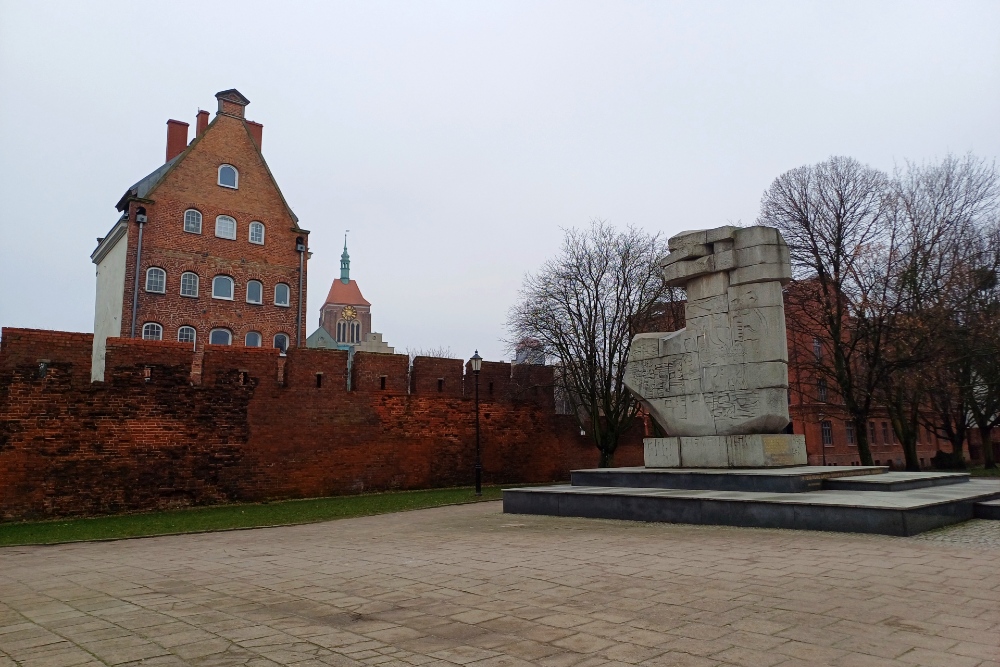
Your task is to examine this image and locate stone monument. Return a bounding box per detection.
[624,225,807,468]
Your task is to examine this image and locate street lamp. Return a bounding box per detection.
[470,350,483,496]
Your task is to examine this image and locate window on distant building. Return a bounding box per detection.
[869,421,878,444]
[245,331,262,347]
[212,275,234,300]
[813,337,822,360]
[246,280,262,304]
[274,283,290,307]
[882,421,890,445]
[351,321,361,342]
[180,272,199,297]
[209,328,232,346]
[142,322,163,341]
[821,420,833,446]
[178,326,196,348]
[184,209,203,234]
[845,421,856,446]
[218,164,238,189]
[249,221,265,245]
[215,215,236,240]
[274,333,289,353]
[817,378,828,402]
[145,267,166,293]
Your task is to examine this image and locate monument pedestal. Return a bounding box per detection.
[645,434,806,468]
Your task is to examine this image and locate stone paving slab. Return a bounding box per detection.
[1,502,998,667]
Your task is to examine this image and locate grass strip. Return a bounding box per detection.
[0,485,506,547]
[968,465,1000,478]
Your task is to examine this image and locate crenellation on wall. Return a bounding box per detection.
[510,364,556,407]
[284,347,349,390]
[465,360,512,401]
[0,328,94,387]
[202,345,282,388]
[410,356,465,397]
[352,351,409,392]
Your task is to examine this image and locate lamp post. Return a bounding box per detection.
[470,350,483,496]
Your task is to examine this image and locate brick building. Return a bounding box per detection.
[90,89,310,380]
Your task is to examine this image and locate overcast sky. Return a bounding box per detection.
[1,1,998,362]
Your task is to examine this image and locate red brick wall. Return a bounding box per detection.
[411,356,464,397]
[119,110,307,353]
[0,331,642,521]
[0,329,93,387]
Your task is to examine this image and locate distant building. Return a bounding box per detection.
[306,239,393,353]
[514,338,546,365]
[90,89,309,380]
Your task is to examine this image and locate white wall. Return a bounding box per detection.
[90,230,128,381]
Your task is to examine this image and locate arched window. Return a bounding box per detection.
[274,283,290,306]
[142,323,163,341]
[274,333,289,353]
[336,320,346,342]
[218,164,238,189]
[246,280,262,304]
[145,267,166,293]
[180,272,199,297]
[813,337,822,360]
[249,221,265,245]
[215,215,236,240]
[178,326,196,348]
[212,275,234,300]
[209,328,232,346]
[245,331,262,347]
[352,321,361,343]
[183,209,203,234]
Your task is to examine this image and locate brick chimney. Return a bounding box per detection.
[245,120,263,150]
[216,88,250,118]
[196,110,209,136]
[165,120,189,162]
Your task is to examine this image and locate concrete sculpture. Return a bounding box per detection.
[624,225,807,467]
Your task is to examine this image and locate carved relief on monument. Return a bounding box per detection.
[625,225,793,439]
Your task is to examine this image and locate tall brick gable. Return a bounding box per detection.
[108,89,309,364]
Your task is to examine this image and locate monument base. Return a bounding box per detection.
[645,434,806,468]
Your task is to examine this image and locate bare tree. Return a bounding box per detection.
[405,346,455,365]
[758,156,898,466]
[507,220,669,467]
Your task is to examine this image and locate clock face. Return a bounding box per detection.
[341,305,357,321]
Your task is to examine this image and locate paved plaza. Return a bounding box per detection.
[1,503,998,667]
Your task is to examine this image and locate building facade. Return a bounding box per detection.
[90,89,309,380]
[307,240,393,353]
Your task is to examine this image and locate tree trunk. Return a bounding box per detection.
[901,436,920,471]
[981,425,997,469]
[854,417,874,465]
[598,447,616,468]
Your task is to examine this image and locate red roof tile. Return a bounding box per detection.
[325,279,370,306]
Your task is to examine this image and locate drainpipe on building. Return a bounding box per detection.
[296,236,306,347]
[129,208,148,338]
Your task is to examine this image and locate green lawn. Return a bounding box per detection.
[969,465,1000,478]
[0,486,507,547]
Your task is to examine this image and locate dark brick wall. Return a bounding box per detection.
[0,330,642,521]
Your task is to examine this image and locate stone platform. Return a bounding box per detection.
[504,466,1000,536]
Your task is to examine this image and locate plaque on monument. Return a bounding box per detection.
[624,225,806,467]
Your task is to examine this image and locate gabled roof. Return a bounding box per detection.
[114,110,303,226]
[216,89,250,105]
[325,279,371,307]
[115,155,181,211]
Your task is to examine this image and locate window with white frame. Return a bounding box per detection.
[212,275,234,300]
[145,267,166,293]
[245,331,262,347]
[246,280,263,304]
[215,215,236,240]
[180,272,199,297]
[821,420,833,446]
[183,209,203,234]
[178,326,196,348]
[274,283,290,306]
[209,328,232,345]
[249,221,265,245]
[273,333,289,353]
[218,164,238,189]
[142,322,163,341]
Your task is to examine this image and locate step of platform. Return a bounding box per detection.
[570,466,887,493]
[823,471,969,492]
[975,499,1000,520]
[503,480,1000,536]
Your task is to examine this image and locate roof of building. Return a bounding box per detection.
[305,326,339,349]
[324,279,370,307]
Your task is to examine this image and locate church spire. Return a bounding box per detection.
[340,231,350,284]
